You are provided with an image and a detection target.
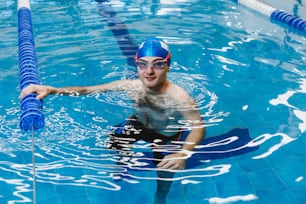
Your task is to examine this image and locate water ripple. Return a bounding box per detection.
[1,0,306,203]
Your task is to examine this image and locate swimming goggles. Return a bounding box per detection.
[135,59,167,70]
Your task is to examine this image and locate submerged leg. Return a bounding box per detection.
[154,170,175,204]
[152,151,175,204]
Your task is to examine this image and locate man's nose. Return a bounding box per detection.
[146,64,154,73]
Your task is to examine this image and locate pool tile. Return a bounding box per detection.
[282,139,306,158]
[212,173,255,197]
[37,182,60,203]
[0,184,17,202]
[85,188,116,204]
[182,178,217,201]
[238,158,272,173]
[289,187,306,203]
[248,169,286,198]
[112,178,155,204]
[274,160,306,187]
[273,159,306,203]
[260,189,298,204]
[54,185,90,204]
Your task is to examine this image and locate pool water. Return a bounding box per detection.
[1,0,306,203]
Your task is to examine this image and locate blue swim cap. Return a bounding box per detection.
[136,37,171,65]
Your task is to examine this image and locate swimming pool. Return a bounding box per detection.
[1,0,306,203]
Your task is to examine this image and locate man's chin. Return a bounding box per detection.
[144,80,157,87]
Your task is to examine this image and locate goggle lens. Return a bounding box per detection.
[136,60,167,70]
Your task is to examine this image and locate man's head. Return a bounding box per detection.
[135,38,171,92]
[135,37,171,66]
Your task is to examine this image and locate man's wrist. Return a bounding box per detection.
[177,149,191,158]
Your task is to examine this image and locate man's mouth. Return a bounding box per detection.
[145,76,155,81]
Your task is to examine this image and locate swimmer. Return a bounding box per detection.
[19,37,205,204]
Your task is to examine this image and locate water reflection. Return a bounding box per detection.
[1,0,305,203]
[0,95,298,203]
[270,78,306,135]
[1,65,303,203]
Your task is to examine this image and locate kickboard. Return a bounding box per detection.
[131,128,259,169]
[185,128,259,168]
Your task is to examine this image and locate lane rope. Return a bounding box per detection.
[31,125,37,204]
[18,1,44,203]
[231,0,306,35]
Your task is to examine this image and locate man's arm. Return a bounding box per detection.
[172,86,206,152]
[157,92,205,170]
[18,80,136,100]
[180,107,205,152]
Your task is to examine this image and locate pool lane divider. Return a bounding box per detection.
[96,0,138,68]
[18,0,45,131]
[231,0,306,36]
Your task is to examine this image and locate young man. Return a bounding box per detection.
[19,37,205,203]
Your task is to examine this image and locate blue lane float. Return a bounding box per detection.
[18,2,44,131]
[232,0,306,35]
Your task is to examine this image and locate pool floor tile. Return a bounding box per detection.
[249,169,287,199]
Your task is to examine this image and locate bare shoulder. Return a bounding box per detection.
[168,83,193,101]
[167,83,197,109]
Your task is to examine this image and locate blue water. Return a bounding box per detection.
[1,0,306,203]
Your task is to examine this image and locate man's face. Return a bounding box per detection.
[136,56,169,91]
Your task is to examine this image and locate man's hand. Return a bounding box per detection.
[156,152,188,170]
[19,84,54,100]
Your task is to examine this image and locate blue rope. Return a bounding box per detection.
[18,7,44,130]
[231,0,306,36]
[271,10,306,33]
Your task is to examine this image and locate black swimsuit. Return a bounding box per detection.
[109,116,188,165]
